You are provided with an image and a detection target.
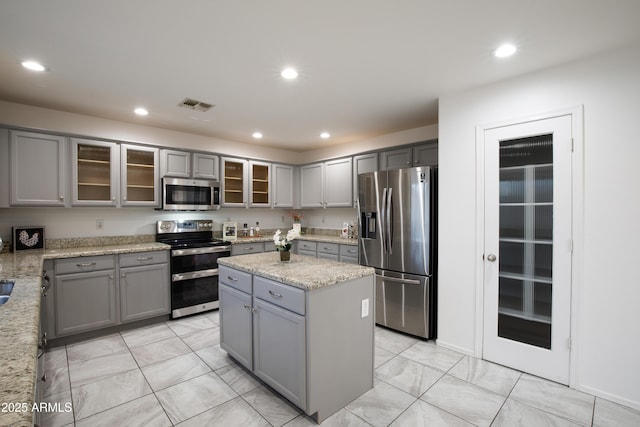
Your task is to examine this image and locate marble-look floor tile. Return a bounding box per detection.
[45,346,68,371]
[375,327,419,354]
[130,336,192,367]
[72,369,152,420]
[390,399,474,427]
[493,399,582,427]
[399,341,464,372]
[121,322,176,348]
[242,385,301,426]
[448,356,521,396]
[180,326,220,351]
[155,372,237,424]
[196,344,234,370]
[346,379,415,427]
[40,389,74,427]
[375,346,396,368]
[216,362,262,394]
[166,314,217,336]
[141,352,211,391]
[286,408,372,426]
[176,396,269,427]
[75,394,171,427]
[43,365,70,397]
[421,375,505,427]
[376,355,444,397]
[68,350,138,388]
[66,333,128,364]
[510,374,594,426]
[205,309,220,325]
[593,397,640,426]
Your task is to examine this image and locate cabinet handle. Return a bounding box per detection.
[243,304,251,310]
[41,373,47,382]
[121,273,126,278]
[137,256,153,262]
[268,290,283,298]
[76,262,96,268]
[59,196,64,201]
[243,247,254,251]
[109,275,114,280]
[227,276,238,282]
[348,249,357,253]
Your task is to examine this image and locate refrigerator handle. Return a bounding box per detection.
[381,187,388,254]
[386,187,393,254]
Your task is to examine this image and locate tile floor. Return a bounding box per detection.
[41,311,640,426]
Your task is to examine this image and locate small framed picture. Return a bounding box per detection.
[12,226,45,251]
[222,222,237,241]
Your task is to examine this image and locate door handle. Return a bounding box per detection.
[487,254,497,262]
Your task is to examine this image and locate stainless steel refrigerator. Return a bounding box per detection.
[358,166,437,339]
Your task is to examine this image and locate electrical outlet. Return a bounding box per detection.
[361,298,369,318]
[96,219,104,230]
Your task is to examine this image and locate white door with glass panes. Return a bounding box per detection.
[482,114,573,385]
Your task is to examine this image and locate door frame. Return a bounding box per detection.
[474,106,584,387]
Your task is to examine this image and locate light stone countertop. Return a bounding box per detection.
[0,242,169,427]
[228,233,359,246]
[218,251,373,290]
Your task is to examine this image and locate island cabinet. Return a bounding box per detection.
[218,253,375,423]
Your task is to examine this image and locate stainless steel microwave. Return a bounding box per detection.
[162,177,220,211]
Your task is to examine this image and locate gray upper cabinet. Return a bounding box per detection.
[412,143,438,166]
[0,129,9,207]
[300,163,324,208]
[121,144,159,207]
[272,163,294,208]
[71,138,120,206]
[352,153,378,206]
[379,147,412,170]
[193,152,219,180]
[161,149,219,180]
[301,158,352,208]
[9,130,67,206]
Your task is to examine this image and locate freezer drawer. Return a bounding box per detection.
[375,270,434,339]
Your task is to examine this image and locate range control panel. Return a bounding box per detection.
[157,220,213,234]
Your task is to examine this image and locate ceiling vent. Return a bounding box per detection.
[177,97,214,112]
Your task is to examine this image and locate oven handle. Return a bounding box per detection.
[172,246,231,256]
[172,268,219,282]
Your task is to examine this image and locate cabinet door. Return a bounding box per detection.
[353,153,378,207]
[0,129,9,207]
[249,160,271,207]
[412,143,438,166]
[55,270,117,336]
[272,164,294,208]
[231,242,264,256]
[300,163,324,208]
[219,284,253,369]
[120,263,170,323]
[161,149,191,178]
[10,131,67,206]
[221,157,248,207]
[324,158,352,207]
[253,297,306,409]
[121,144,159,206]
[72,138,119,206]
[380,147,412,170]
[193,153,219,180]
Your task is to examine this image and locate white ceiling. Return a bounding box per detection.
[1,1,639,151]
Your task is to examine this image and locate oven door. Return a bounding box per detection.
[170,245,230,318]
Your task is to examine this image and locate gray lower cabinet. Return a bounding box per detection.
[120,263,170,323]
[339,245,359,264]
[296,240,317,257]
[317,242,339,261]
[55,266,118,336]
[219,283,254,368]
[231,242,265,255]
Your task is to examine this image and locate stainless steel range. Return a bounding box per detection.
[156,220,231,319]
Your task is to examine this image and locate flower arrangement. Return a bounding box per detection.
[288,210,304,222]
[273,228,300,252]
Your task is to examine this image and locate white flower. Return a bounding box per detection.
[273,228,299,251]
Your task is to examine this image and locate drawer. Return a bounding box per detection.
[119,250,168,268]
[219,265,252,294]
[263,242,277,252]
[339,245,359,258]
[317,242,339,255]
[55,255,115,275]
[254,276,305,315]
[297,249,317,258]
[318,253,339,261]
[231,242,264,256]
[297,241,317,252]
[340,255,359,265]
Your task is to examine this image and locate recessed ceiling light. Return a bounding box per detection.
[252,131,263,139]
[281,67,298,80]
[494,44,516,58]
[320,132,331,139]
[21,60,46,72]
[134,107,149,116]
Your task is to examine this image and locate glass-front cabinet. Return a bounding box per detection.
[71,138,119,206]
[221,157,247,207]
[249,160,270,207]
[121,144,159,206]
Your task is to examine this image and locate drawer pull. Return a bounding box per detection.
[348,250,357,253]
[227,276,238,282]
[76,262,96,268]
[137,256,153,262]
[243,247,254,251]
[268,290,283,298]
[243,304,251,310]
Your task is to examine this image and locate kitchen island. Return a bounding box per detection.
[218,252,375,423]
